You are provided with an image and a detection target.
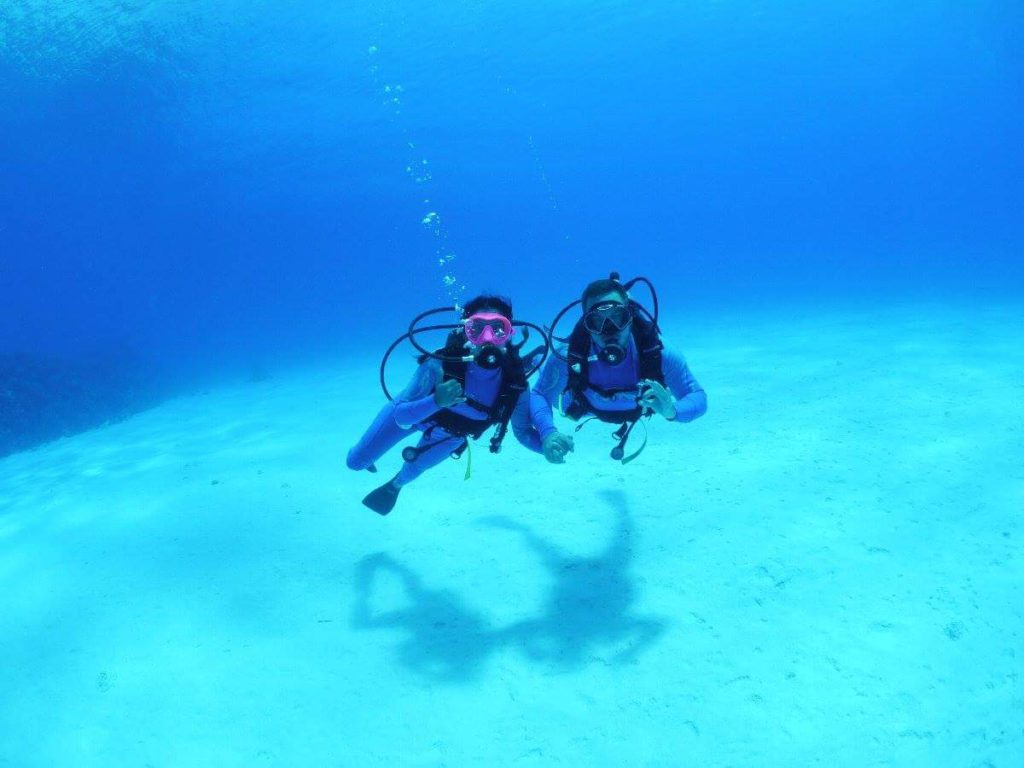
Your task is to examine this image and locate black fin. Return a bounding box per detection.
[362,481,400,516]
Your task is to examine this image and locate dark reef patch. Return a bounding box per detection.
[0,352,164,459]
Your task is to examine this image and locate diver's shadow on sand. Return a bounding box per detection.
[483,488,666,670]
[351,489,666,682]
[351,553,494,683]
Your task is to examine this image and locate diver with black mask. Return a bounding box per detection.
[530,274,707,465]
[347,294,550,515]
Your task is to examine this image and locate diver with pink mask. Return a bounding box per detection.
[347,295,550,515]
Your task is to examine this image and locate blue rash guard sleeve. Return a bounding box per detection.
[392,359,443,428]
[530,350,569,442]
[510,390,544,453]
[661,347,707,422]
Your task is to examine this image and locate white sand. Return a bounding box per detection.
[1,302,1021,767]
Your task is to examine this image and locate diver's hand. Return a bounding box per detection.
[542,432,574,464]
[638,379,676,420]
[433,380,467,408]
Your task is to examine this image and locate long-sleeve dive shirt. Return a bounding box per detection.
[529,336,707,442]
[392,358,543,453]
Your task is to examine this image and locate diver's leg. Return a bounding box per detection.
[363,428,464,515]
[347,402,413,471]
[393,429,464,487]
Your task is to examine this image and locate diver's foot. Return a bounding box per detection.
[362,481,400,516]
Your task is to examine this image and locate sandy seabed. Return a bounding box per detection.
[1,301,1021,767]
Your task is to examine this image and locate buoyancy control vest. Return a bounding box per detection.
[426,331,528,453]
[562,310,664,424]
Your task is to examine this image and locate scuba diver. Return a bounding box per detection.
[531,273,707,465]
[347,294,549,515]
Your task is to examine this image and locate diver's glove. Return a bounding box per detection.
[542,431,575,464]
[638,379,676,420]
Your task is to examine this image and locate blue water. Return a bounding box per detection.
[2,2,1021,373]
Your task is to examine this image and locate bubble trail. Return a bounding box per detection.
[367,44,465,307]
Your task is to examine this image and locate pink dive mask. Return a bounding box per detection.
[464,312,515,346]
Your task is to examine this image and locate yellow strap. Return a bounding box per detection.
[463,440,473,481]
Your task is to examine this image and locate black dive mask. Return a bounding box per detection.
[583,302,632,335]
[545,274,659,371]
[587,301,632,365]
